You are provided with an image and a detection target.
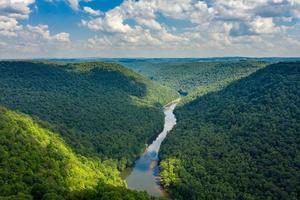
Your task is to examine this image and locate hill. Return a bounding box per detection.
[159,62,300,200]
[121,61,267,100]
[0,107,154,199]
[0,61,178,168]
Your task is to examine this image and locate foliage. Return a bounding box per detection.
[0,61,178,168]
[0,106,150,199]
[160,62,300,200]
[159,159,181,187]
[69,183,162,200]
[123,61,268,99]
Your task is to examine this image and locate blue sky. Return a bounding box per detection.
[0,0,300,58]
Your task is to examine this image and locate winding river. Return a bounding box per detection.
[125,103,177,197]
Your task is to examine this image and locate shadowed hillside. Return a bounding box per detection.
[160,62,300,200]
[0,61,178,168]
[122,61,267,96]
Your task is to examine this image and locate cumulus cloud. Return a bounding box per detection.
[0,0,35,37]
[0,0,71,58]
[0,0,35,19]
[80,0,300,54]
[81,11,133,33]
[1,0,300,57]
[87,28,162,48]
[0,0,70,42]
[135,18,162,30]
[83,6,101,16]
[249,17,280,34]
[27,24,70,42]
[0,23,72,58]
[0,15,22,36]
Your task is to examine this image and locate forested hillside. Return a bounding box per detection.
[0,107,153,199]
[160,62,300,200]
[0,61,178,168]
[122,61,267,99]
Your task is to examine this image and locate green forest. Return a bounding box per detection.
[0,61,178,199]
[0,106,154,200]
[160,62,300,200]
[122,61,267,99]
[0,61,178,169]
[2,0,300,198]
[0,60,299,200]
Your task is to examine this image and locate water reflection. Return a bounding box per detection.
[126,103,177,197]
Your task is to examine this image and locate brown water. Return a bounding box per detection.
[125,103,177,197]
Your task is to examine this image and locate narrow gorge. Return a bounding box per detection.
[126,103,177,197]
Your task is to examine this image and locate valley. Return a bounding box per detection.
[0,60,299,200]
[126,102,177,197]
[1,1,300,200]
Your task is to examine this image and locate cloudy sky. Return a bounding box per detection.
[0,0,300,58]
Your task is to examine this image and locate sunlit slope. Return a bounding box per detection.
[0,61,178,167]
[160,62,300,200]
[0,107,118,198]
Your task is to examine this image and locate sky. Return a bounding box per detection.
[0,0,300,58]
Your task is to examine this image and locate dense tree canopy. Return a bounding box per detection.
[1,60,299,200]
[0,61,178,168]
[0,61,177,199]
[0,106,156,200]
[122,61,267,99]
[160,62,300,200]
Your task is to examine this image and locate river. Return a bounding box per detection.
[125,103,177,197]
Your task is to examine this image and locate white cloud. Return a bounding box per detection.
[66,0,79,10]
[26,24,70,42]
[0,0,70,41]
[0,0,73,58]
[0,0,35,37]
[78,0,300,56]
[81,0,192,47]
[249,17,279,34]
[0,24,72,58]
[83,6,101,16]
[0,0,35,19]
[135,18,162,30]
[81,10,133,33]
[0,15,22,36]
[158,29,187,43]
[87,36,112,48]
[52,32,70,42]
[1,0,300,58]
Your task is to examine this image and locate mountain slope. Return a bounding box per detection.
[160,62,300,200]
[0,107,154,200]
[122,61,267,99]
[0,61,178,167]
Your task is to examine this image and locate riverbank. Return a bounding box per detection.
[125,102,177,197]
[164,98,181,107]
